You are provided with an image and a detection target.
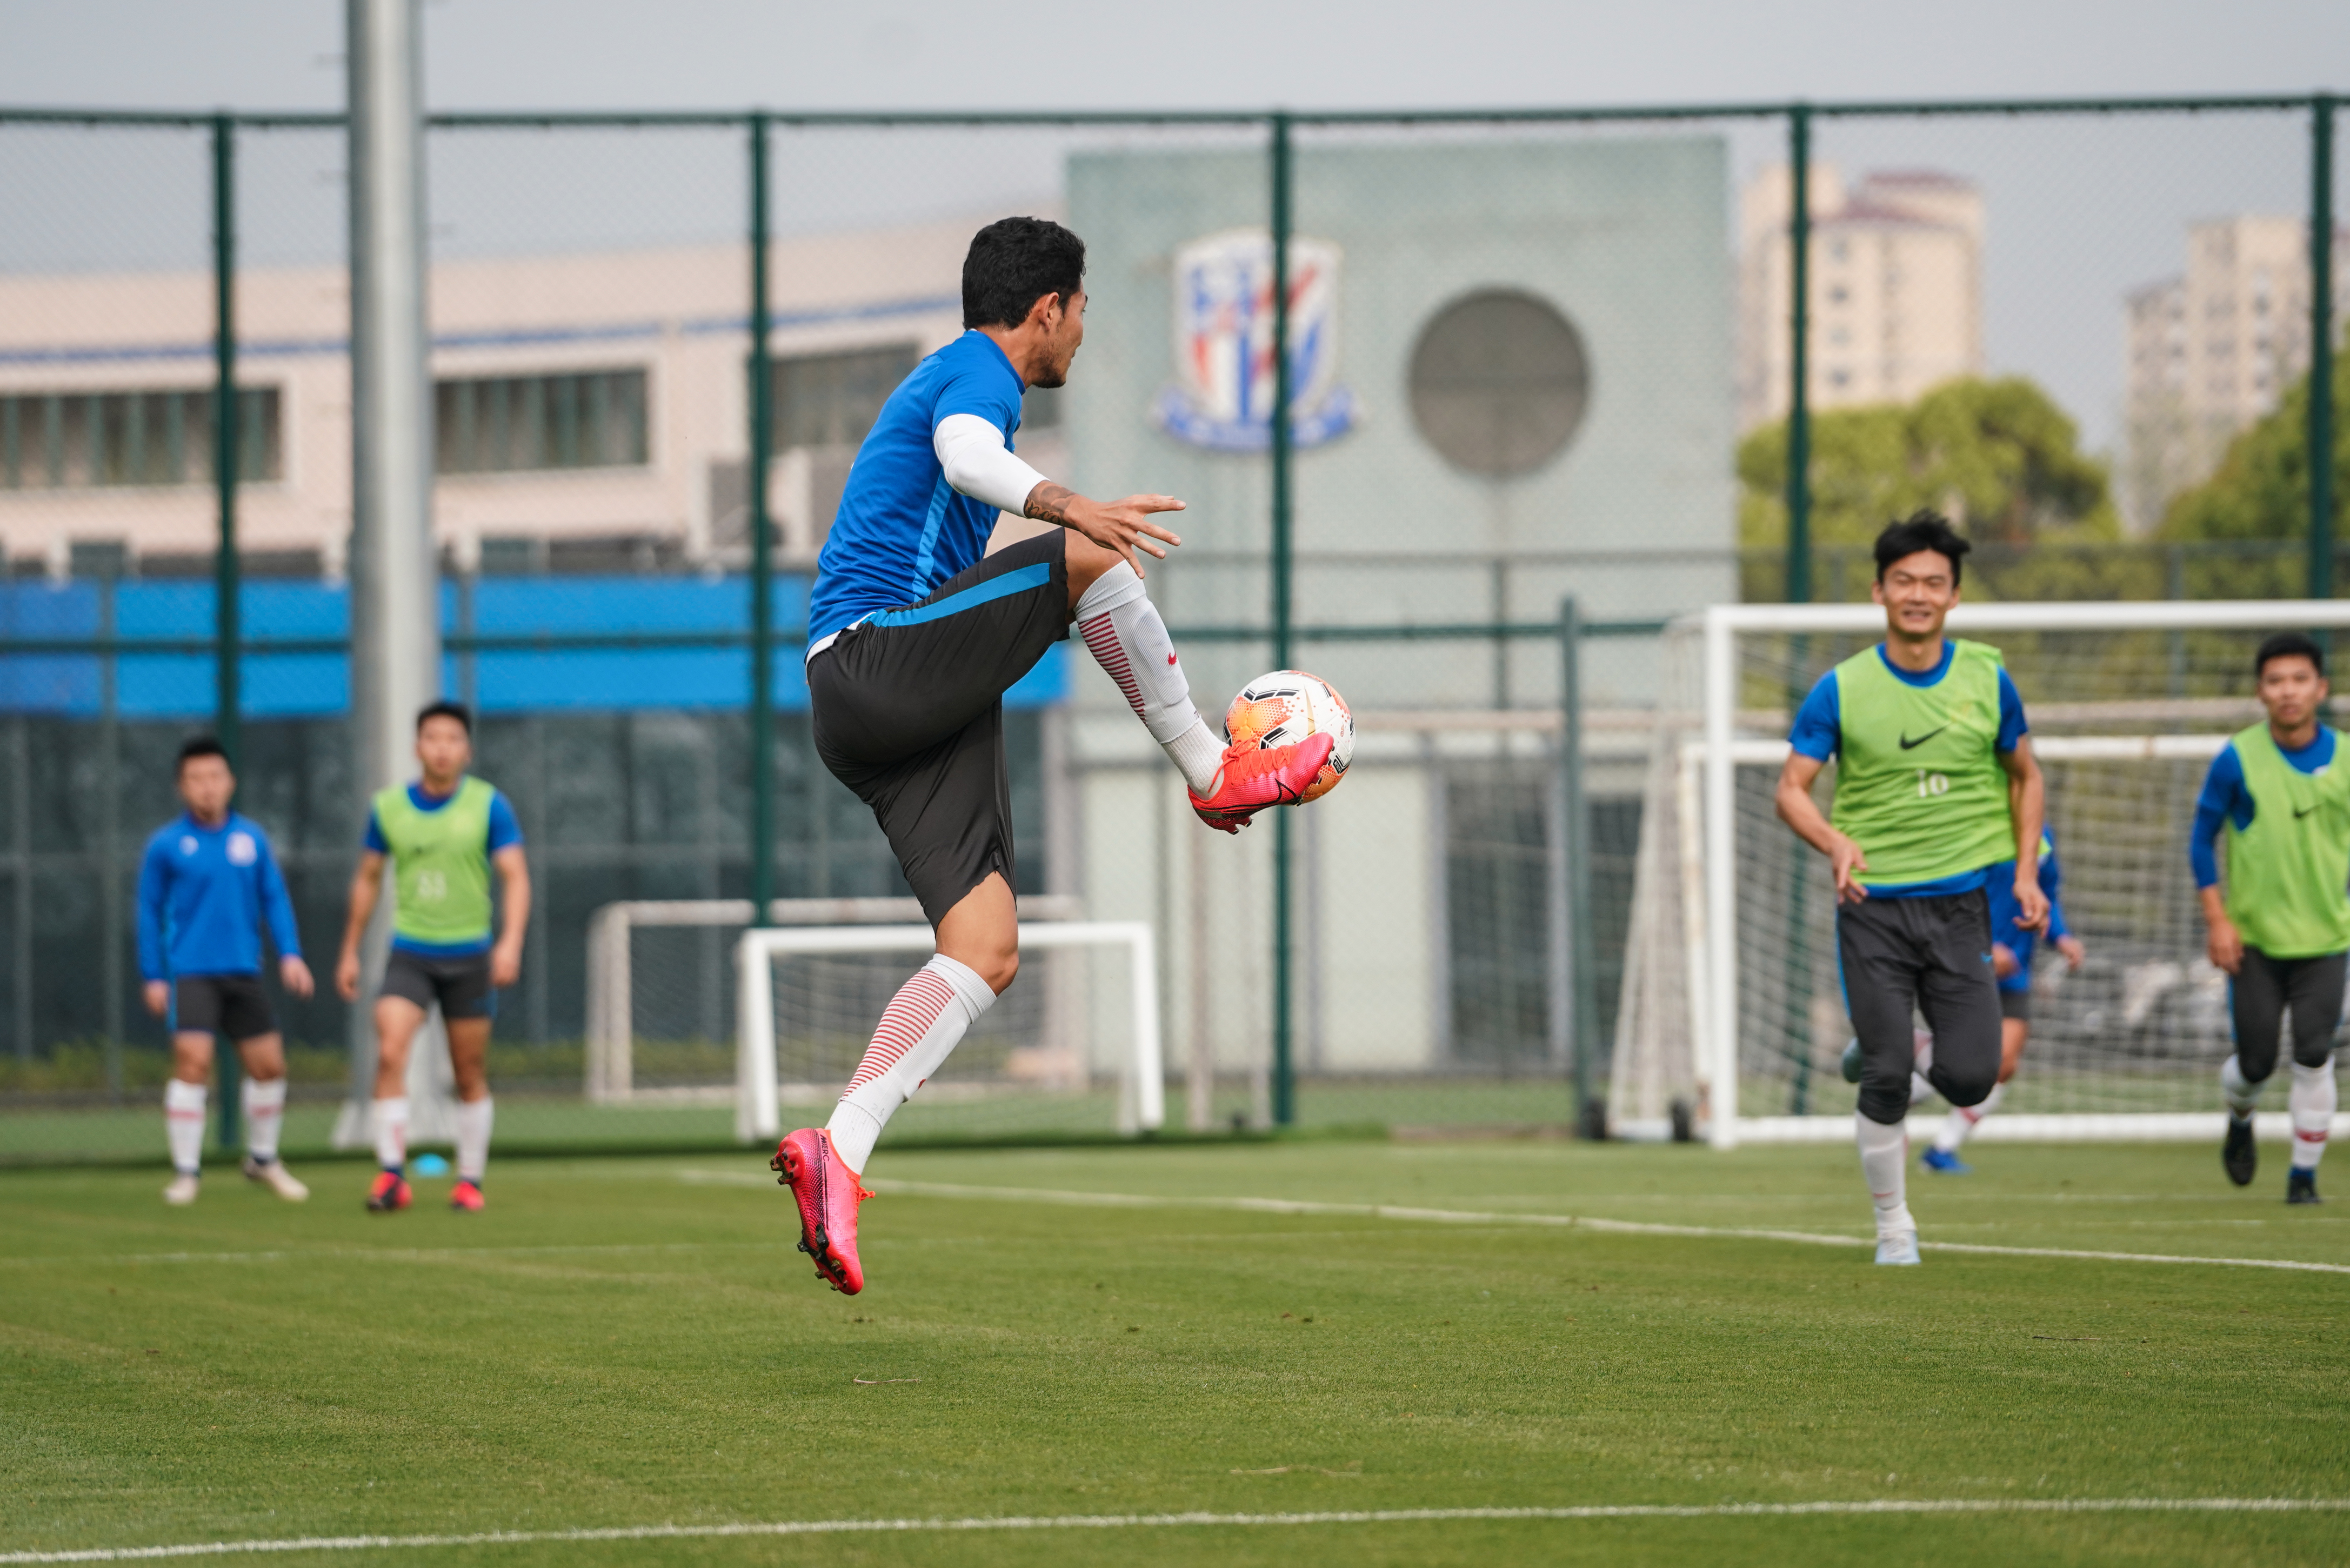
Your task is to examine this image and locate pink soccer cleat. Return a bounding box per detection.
[449,1178,485,1212]
[772,1128,873,1295]
[365,1171,411,1213]
[1188,733,1336,835]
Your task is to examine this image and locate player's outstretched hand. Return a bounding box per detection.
[1828,832,1870,904]
[2206,917,2243,976]
[2054,935,2086,971]
[142,979,169,1018]
[334,946,362,1002]
[491,940,523,990]
[2012,874,2049,934]
[1030,484,1185,578]
[281,955,316,1000]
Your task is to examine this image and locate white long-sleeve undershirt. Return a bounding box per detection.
[934,412,1051,517]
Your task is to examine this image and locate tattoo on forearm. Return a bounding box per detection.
[1024,483,1075,525]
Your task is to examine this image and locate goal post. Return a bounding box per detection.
[1617,598,2350,1149]
[735,921,1164,1144]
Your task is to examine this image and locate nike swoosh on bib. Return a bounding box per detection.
[1899,725,1950,750]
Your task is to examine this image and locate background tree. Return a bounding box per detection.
[2158,343,2350,600]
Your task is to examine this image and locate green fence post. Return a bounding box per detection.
[2314,92,2336,602]
[1785,102,1812,607]
[211,112,242,1157]
[1269,110,1296,1129]
[1560,598,1601,1138]
[748,112,775,929]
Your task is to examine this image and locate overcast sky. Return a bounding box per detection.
[2,1,2345,454]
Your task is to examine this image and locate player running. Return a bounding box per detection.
[2193,631,2346,1204]
[772,216,1332,1294]
[1775,511,2048,1265]
[333,701,531,1214]
[139,737,315,1205]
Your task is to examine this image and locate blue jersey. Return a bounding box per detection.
[1984,832,2069,993]
[137,811,302,981]
[806,331,1027,650]
[363,782,525,958]
[1787,640,2029,897]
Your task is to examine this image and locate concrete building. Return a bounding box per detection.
[1737,165,1985,430]
[2119,216,2350,532]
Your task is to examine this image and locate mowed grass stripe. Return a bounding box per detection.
[8,1497,2349,1564]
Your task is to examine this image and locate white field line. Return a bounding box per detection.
[0,1242,763,1270]
[5,1497,2347,1563]
[672,1172,2350,1276]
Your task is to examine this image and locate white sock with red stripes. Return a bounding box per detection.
[825,953,997,1174]
[2289,1057,2335,1172]
[165,1078,207,1177]
[1073,563,1223,794]
[1857,1112,1914,1239]
[1933,1080,2002,1152]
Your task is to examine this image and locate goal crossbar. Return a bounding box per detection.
[734,921,1164,1144]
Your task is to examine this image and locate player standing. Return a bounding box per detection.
[333,702,531,1213]
[772,217,1332,1294]
[139,737,315,1205]
[1774,512,2048,1264]
[2193,631,2346,1204]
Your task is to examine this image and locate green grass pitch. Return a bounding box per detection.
[4,1138,2348,1566]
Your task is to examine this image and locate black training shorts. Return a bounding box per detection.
[809,530,1071,926]
[2228,946,2347,1083]
[1838,889,2003,1123]
[380,948,497,1020]
[173,973,277,1042]
[1998,988,2032,1023]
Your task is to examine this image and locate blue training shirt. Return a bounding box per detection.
[137,811,302,981]
[363,782,525,958]
[806,330,1027,651]
[1788,640,2030,898]
[1984,833,2069,993]
[2189,726,2337,888]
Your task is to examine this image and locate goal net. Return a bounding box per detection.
[1613,599,2350,1147]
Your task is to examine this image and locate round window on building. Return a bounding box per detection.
[1407,289,1590,478]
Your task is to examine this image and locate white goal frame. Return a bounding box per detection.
[1692,598,2350,1149]
[735,920,1164,1144]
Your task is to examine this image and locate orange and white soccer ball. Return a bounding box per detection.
[1224,670,1354,803]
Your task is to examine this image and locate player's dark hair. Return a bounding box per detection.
[175,736,228,773]
[962,217,1086,331]
[1873,510,1972,585]
[416,699,472,735]
[2255,630,2326,679]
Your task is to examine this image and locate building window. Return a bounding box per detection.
[0,386,279,491]
[772,343,919,451]
[436,368,649,475]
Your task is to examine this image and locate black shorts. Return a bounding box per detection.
[1999,988,2032,1023]
[2229,946,2347,1082]
[809,530,1071,926]
[1838,889,2003,1123]
[380,948,496,1020]
[173,974,276,1042]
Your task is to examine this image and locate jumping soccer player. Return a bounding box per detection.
[1774,511,2048,1265]
[1916,831,2085,1173]
[334,701,530,1214]
[773,216,1333,1294]
[2193,631,2347,1204]
[138,737,315,1205]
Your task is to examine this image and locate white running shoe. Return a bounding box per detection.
[162,1172,200,1206]
[243,1156,309,1202]
[1875,1230,1921,1266]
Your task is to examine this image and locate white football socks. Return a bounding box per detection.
[1909,1071,1935,1106]
[243,1076,286,1165]
[2289,1058,2335,1173]
[826,953,997,1175]
[1934,1080,2002,1153]
[373,1095,410,1173]
[2221,1053,2263,1118]
[1857,1112,1915,1239]
[165,1078,206,1177]
[455,1095,495,1184]
[1073,562,1223,795]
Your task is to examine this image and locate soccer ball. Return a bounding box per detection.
[1224,670,1354,803]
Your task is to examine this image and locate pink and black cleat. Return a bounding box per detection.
[365,1170,412,1213]
[449,1178,485,1212]
[1188,732,1335,835]
[772,1128,873,1294]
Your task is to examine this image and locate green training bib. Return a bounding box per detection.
[373,777,498,947]
[2222,724,2350,958]
[1826,639,2017,888]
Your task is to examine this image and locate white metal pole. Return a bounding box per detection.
[736,930,779,1143]
[336,0,443,1150]
[1702,608,1740,1149]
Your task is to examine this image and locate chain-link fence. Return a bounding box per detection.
[0,96,2340,1165]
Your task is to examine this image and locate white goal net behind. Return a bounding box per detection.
[1614,600,2350,1147]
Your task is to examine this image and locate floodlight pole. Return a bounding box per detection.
[210,112,243,1155]
[2313,92,2336,602]
[341,0,440,1144]
[749,112,776,928]
[1785,103,1813,606]
[1269,110,1296,1129]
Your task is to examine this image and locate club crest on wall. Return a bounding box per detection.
[1152,228,1356,452]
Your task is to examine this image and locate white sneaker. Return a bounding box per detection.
[244,1156,309,1202]
[162,1172,200,1206]
[1875,1230,1921,1266]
